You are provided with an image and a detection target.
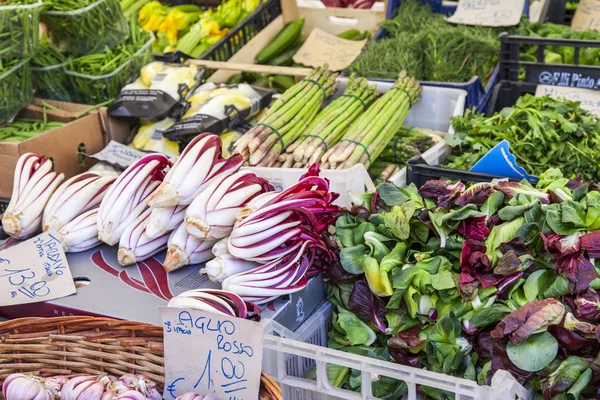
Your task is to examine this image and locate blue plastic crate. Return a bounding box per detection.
[374,0,529,112]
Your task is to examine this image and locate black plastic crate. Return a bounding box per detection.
[486,79,536,115]
[155,0,281,68]
[406,157,538,187]
[498,32,600,90]
[540,0,577,24]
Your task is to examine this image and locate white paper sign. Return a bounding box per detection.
[447,0,525,27]
[293,28,367,72]
[0,232,76,306]
[85,140,146,170]
[536,84,600,116]
[571,0,600,31]
[161,307,264,400]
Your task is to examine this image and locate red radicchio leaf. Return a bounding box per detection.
[555,251,598,295]
[327,260,357,283]
[418,180,465,209]
[458,217,490,241]
[581,230,600,259]
[494,251,522,276]
[498,237,529,256]
[348,279,387,333]
[548,324,599,357]
[389,347,421,368]
[387,326,425,349]
[574,288,600,323]
[541,232,581,258]
[567,174,583,190]
[490,299,564,344]
[454,183,494,207]
[460,239,490,274]
[474,331,494,358]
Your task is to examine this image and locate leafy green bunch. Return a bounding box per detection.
[325,170,600,399]
[347,0,501,84]
[447,94,600,181]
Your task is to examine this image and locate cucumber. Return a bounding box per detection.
[255,18,305,64]
[337,29,361,40]
[355,30,372,41]
[226,73,244,84]
[269,75,296,92]
[267,40,304,66]
[242,71,261,82]
[252,76,271,88]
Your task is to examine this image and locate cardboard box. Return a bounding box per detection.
[208,0,386,82]
[0,99,130,198]
[0,244,326,332]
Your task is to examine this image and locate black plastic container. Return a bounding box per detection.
[540,0,577,25]
[405,157,529,186]
[498,32,600,91]
[155,0,281,68]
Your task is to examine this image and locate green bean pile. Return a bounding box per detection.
[66,19,152,104]
[0,0,40,58]
[0,118,65,142]
[31,39,71,101]
[0,58,32,125]
[42,0,128,54]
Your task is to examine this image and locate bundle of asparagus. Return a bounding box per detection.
[370,126,442,181]
[321,71,421,170]
[277,75,378,169]
[233,65,339,167]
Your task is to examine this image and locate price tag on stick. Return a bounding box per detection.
[447,0,525,27]
[161,307,264,400]
[0,232,76,306]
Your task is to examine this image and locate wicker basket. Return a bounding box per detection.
[0,316,282,399]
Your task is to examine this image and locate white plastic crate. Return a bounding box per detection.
[245,80,466,206]
[262,303,533,400]
[244,163,375,207]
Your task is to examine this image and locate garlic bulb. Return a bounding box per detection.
[2,374,53,400]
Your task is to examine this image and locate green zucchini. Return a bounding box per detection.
[269,74,296,92]
[252,76,271,88]
[337,29,361,40]
[242,71,261,82]
[267,40,304,66]
[226,73,244,84]
[255,18,305,64]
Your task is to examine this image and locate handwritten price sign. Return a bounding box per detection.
[536,85,600,117]
[0,232,76,306]
[447,0,525,27]
[293,28,367,72]
[87,140,146,170]
[572,0,600,32]
[161,307,264,400]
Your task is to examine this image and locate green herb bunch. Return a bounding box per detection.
[31,37,71,101]
[0,58,32,125]
[66,18,152,104]
[347,0,502,84]
[446,94,600,180]
[0,0,41,58]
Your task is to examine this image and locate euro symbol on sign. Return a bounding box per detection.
[167,378,184,399]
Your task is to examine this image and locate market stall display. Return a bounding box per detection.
[6,0,600,399]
